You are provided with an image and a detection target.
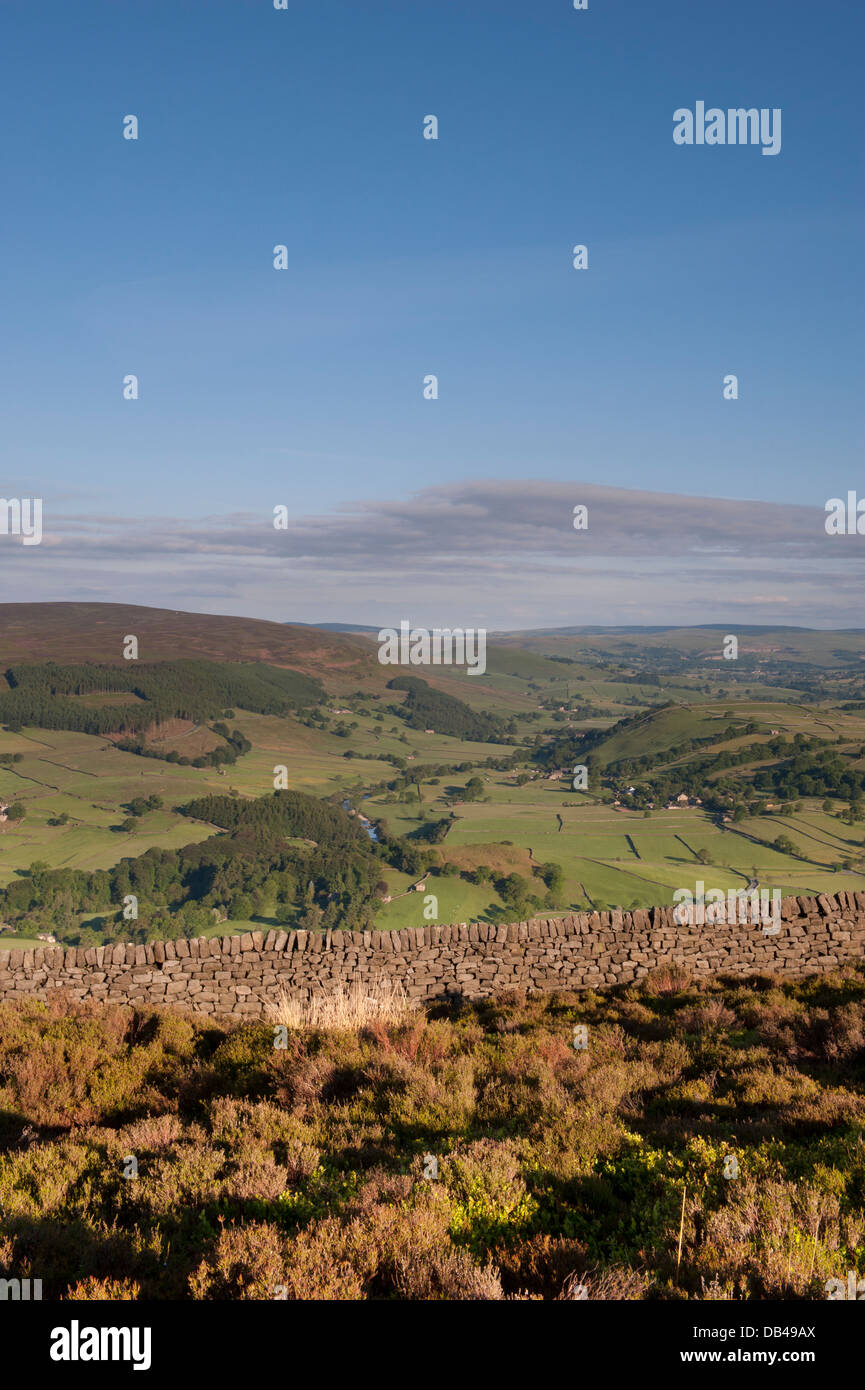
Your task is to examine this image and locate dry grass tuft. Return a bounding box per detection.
[560,1265,652,1300]
[265,977,413,1030]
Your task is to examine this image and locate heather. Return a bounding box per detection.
[1,965,864,1301]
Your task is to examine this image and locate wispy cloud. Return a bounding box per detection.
[0,480,858,629]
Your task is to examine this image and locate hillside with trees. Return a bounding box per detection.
[0,790,385,943]
[0,660,323,737]
[387,676,508,742]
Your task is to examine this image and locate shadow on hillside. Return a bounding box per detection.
[0,1106,54,1154]
[2,1213,146,1298]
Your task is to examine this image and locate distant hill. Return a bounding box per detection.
[288,621,381,634]
[0,603,378,689]
[495,624,865,672]
[498,624,865,638]
[297,623,865,637]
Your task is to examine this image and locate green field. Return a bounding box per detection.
[5,613,865,937]
[0,728,219,885]
[4,714,865,925]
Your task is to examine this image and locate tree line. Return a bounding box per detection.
[0,660,323,737]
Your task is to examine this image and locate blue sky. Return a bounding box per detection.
[1,0,863,625]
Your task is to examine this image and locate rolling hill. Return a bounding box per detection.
[0,603,377,689]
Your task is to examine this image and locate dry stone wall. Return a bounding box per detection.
[1,892,864,1020]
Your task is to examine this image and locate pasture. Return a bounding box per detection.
[4,631,865,929]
